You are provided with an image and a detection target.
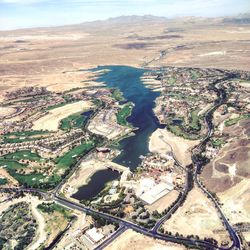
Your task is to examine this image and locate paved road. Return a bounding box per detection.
[152,76,241,249]
[0,73,241,250]
[54,195,221,249]
[192,79,241,250]
[94,226,127,250]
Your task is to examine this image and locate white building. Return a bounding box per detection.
[136,177,174,205]
[84,227,104,244]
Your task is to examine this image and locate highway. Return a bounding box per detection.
[0,186,234,249]
[192,78,241,250]
[0,73,242,250]
[94,226,128,250]
[54,195,220,249]
[152,76,241,249]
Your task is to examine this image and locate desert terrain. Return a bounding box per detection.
[149,128,199,166]
[163,186,231,246]
[1,16,250,102]
[0,14,250,250]
[201,117,250,230]
[105,229,187,250]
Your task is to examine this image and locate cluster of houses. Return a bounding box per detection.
[5,86,49,100]
[88,107,131,140]
[0,129,91,158]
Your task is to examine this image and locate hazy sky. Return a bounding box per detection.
[0,0,249,30]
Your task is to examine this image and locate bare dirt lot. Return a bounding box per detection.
[219,179,250,225]
[0,106,16,118]
[146,190,179,213]
[163,186,231,246]
[32,100,93,131]
[105,229,187,250]
[149,128,199,166]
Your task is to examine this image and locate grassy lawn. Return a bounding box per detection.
[55,140,96,169]
[2,130,50,143]
[0,178,8,185]
[116,102,133,127]
[11,172,61,189]
[166,92,199,102]
[45,102,67,111]
[211,138,225,147]
[0,159,26,170]
[3,150,43,162]
[167,124,200,140]
[45,99,81,111]
[0,151,60,188]
[0,140,97,189]
[189,110,201,131]
[225,114,250,127]
[168,77,176,85]
[2,140,96,188]
[191,70,201,80]
[59,112,86,131]
[37,202,73,220]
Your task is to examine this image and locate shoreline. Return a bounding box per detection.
[149,128,200,167]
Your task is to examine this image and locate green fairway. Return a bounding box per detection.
[2,130,50,143]
[45,102,68,111]
[45,99,80,111]
[3,150,43,162]
[0,140,97,189]
[9,171,61,189]
[167,124,200,140]
[0,159,26,170]
[191,70,201,80]
[59,112,86,131]
[55,140,96,169]
[168,77,176,85]
[189,110,201,131]
[211,138,225,147]
[116,102,133,127]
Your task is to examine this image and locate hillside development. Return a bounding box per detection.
[0,65,249,250]
[0,15,249,250]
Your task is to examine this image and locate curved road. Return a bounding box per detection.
[192,79,241,250]
[0,73,241,250]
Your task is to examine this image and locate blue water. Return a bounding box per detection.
[72,65,164,200]
[71,169,120,200]
[92,65,164,170]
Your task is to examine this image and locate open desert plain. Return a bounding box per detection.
[0,1,250,249]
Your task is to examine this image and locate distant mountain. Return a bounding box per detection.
[79,15,168,27]
[223,13,250,24]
